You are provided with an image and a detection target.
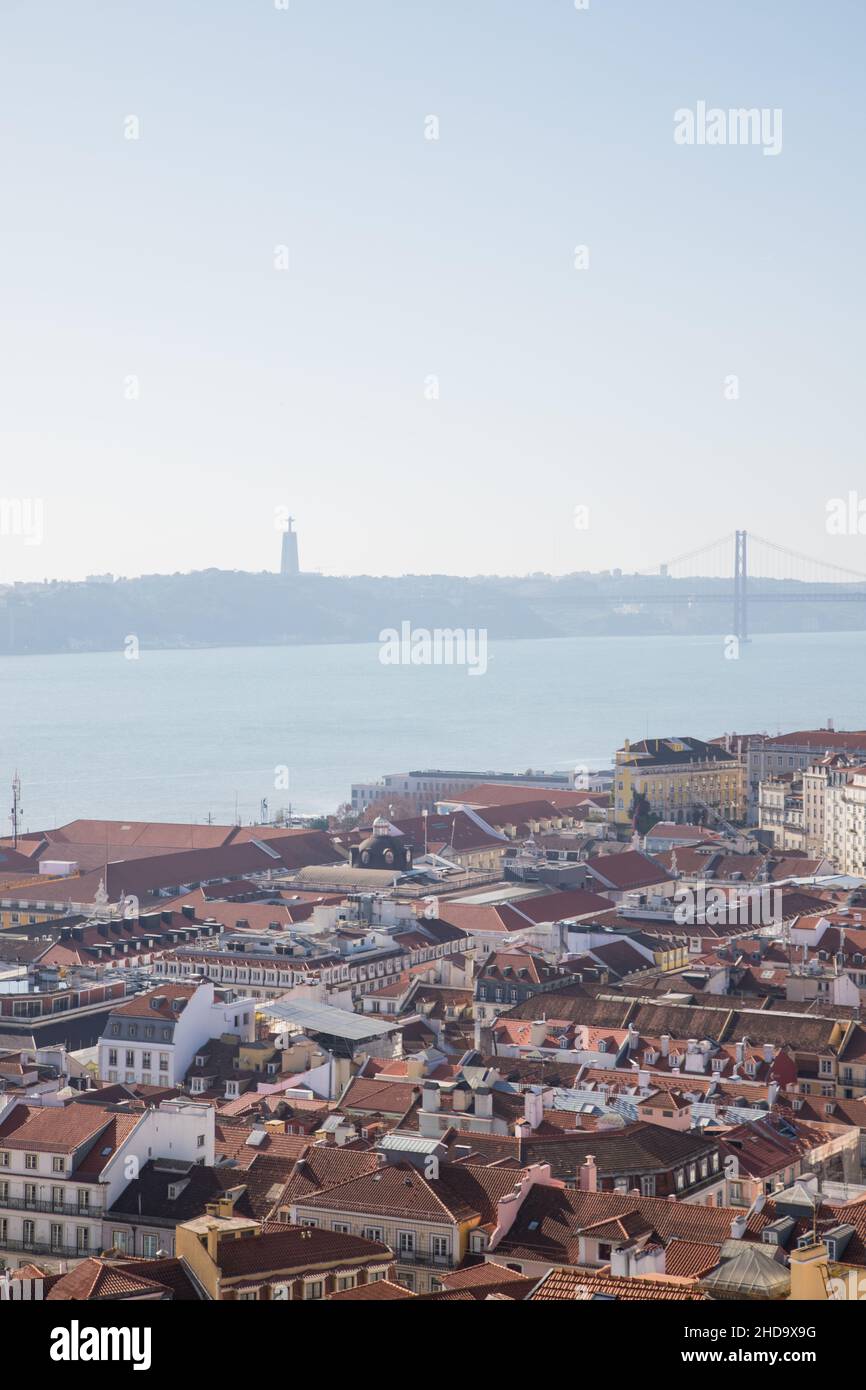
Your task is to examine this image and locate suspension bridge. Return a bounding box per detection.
[552,531,866,641]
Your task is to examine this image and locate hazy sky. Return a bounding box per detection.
[2,0,864,582]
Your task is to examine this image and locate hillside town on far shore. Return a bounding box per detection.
[5,725,866,1304]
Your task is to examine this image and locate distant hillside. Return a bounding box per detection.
[0,569,864,656]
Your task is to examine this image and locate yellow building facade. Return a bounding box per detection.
[613,737,747,828]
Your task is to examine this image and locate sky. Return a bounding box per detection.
[1,0,864,582]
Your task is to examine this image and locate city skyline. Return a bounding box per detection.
[2,1,865,583]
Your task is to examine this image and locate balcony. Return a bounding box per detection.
[395,1249,455,1269]
[1,1237,87,1259]
[0,1195,103,1218]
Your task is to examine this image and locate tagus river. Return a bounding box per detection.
[1,630,864,829]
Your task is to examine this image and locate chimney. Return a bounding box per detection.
[473,1085,493,1119]
[578,1154,598,1193]
[452,1084,470,1112]
[660,1034,671,1058]
[730,1214,748,1240]
[638,1069,650,1091]
[529,1020,548,1048]
[422,1082,440,1112]
[735,1039,745,1064]
[627,1023,639,1053]
[762,1042,774,1063]
[206,1223,222,1261]
[524,1089,544,1131]
[768,1081,780,1106]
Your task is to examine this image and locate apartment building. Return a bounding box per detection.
[824,767,866,876]
[287,1160,546,1295]
[175,1212,396,1300]
[757,774,805,852]
[97,982,255,1087]
[613,738,746,829]
[717,728,866,825]
[802,753,852,857]
[0,1096,213,1262]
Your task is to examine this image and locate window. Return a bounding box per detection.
[25,1153,38,1171]
[52,1156,65,1173]
[159,1054,169,1071]
[336,1274,357,1291]
[50,1223,63,1250]
[333,1222,350,1234]
[23,1219,35,1245]
[108,1049,118,1068]
[197,1134,205,1148]
[0,1152,8,1168]
[142,1052,151,1070]
[305,1281,323,1301]
[432,1235,449,1262]
[142,1235,158,1257]
[398,1231,415,1256]
[363,1226,383,1242]
[112,1232,129,1253]
[126,1051,135,1068]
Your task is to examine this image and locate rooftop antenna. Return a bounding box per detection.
[10,772,21,849]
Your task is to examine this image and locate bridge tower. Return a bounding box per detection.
[733,530,748,642]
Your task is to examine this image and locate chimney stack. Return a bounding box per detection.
[579,1154,598,1193]
[524,1089,544,1132]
